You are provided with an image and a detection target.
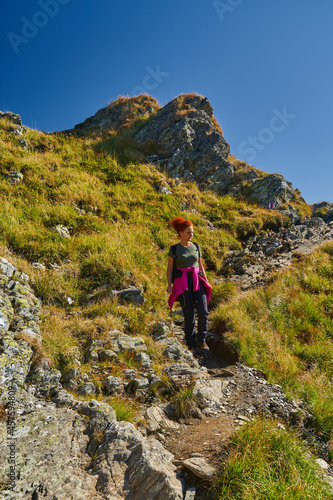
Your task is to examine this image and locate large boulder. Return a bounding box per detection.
[0,395,102,499]
[91,421,184,499]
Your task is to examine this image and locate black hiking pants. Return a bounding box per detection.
[179,273,208,350]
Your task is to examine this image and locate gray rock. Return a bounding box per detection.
[145,406,180,433]
[129,377,150,392]
[6,171,24,185]
[73,95,159,132]
[265,239,283,255]
[51,389,75,407]
[123,369,138,379]
[220,218,333,290]
[0,402,101,499]
[62,367,80,383]
[92,420,183,499]
[111,287,145,305]
[312,202,333,222]
[98,349,118,362]
[159,186,172,195]
[63,379,78,391]
[316,458,330,470]
[134,351,153,369]
[163,363,201,387]
[75,399,117,455]
[0,111,22,126]
[193,378,226,407]
[149,321,170,340]
[18,137,29,150]
[78,382,97,395]
[103,376,122,393]
[247,173,299,207]
[109,332,148,353]
[157,337,199,367]
[148,374,162,391]
[75,399,117,423]
[184,487,197,500]
[125,437,184,499]
[87,348,99,361]
[53,224,71,238]
[0,258,16,279]
[27,366,62,396]
[183,456,216,479]
[32,262,46,271]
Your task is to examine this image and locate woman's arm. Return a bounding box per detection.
[167,256,174,294]
[198,257,208,281]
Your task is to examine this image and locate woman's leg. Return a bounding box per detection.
[180,290,196,349]
[195,281,209,344]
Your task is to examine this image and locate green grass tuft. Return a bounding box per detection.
[213,417,333,500]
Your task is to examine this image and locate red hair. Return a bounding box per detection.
[169,216,193,236]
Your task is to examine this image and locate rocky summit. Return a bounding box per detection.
[72,93,306,217]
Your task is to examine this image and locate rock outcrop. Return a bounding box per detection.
[312,201,333,222]
[71,93,305,210]
[0,258,187,499]
[73,95,160,133]
[0,112,22,126]
[217,218,333,290]
[135,94,233,191]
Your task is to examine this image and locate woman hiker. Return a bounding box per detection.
[167,216,212,356]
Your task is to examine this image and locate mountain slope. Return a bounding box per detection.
[1,98,333,498]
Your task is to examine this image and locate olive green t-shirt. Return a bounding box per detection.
[168,242,201,268]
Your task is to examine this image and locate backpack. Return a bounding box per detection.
[171,242,200,283]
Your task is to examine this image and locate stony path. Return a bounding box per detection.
[158,219,333,497]
[154,358,311,498]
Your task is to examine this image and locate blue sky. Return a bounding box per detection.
[2,0,333,204]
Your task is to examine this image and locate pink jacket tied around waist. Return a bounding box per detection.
[168,266,212,310]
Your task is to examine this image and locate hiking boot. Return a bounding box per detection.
[196,341,209,351]
[189,346,200,358]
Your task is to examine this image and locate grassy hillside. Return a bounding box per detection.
[213,243,333,444]
[2,99,333,498]
[0,112,287,370]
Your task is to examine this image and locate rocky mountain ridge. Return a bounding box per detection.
[71,94,309,220]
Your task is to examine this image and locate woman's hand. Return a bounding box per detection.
[167,284,173,294]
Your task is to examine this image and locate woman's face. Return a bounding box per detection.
[180,225,194,241]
